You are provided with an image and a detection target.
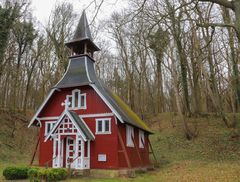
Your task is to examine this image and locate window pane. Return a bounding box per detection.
[126,125,134,147]
[98,120,102,132]
[47,123,51,133]
[74,92,79,107]
[105,120,109,132]
[68,96,73,108]
[80,95,85,107]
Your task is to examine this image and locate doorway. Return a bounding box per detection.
[66,137,75,168]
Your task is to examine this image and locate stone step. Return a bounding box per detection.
[71,169,90,177]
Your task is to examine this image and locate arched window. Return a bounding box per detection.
[66,89,86,109]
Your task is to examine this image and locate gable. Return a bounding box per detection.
[29,85,112,127]
[45,110,94,142]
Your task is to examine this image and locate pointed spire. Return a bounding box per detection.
[65,10,100,55]
[73,10,93,41]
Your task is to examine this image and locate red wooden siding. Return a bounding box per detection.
[39,86,111,117]
[117,122,150,168]
[83,116,118,169]
[39,120,54,167]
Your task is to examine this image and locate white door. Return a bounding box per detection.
[66,137,76,168]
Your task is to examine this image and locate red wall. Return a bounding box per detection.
[117,122,151,168]
[39,120,54,167]
[37,85,151,169]
[84,116,118,169]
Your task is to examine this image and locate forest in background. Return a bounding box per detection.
[0,0,240,140]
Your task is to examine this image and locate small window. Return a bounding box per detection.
[105,120,110,132]
[126,125,134,147]
[74,91,79,107]
[139,130,145,148]
[66,90,86,109]
[80,94,86,108]
[45,122,55,136]
[97,120,103,132]
[96,118,111,134]
[67,95,73,108]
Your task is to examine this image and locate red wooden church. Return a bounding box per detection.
[28,11,153,170]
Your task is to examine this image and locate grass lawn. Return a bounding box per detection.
[68,161,240,182]
[1,113,240,181]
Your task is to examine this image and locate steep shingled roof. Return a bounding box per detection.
[68,110,95,140]
[111,93,152,133]
[72,10,92,41]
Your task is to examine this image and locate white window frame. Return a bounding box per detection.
[66,89,87,110]
[66,95,73,108]
[80,93,86,109]
[126,125,134,147]
[45,121,55,136]
[95,118,111,134]
[72,89,81,108]
[139,129,145,148]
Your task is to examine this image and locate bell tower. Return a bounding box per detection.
[65,10,100,58]
[54,11,100,89]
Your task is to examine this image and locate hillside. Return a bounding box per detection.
[0,110,37,176]
[1,112,240,181]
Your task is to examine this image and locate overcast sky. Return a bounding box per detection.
[31,0,127,26]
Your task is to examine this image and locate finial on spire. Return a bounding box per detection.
[61,99,71,110]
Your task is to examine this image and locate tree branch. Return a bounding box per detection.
[198,0,235,11]
[196,22,236,30]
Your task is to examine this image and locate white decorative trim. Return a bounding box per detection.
[85,56,92,83]
[36,118,42,127]
[95,118,111,135]
[61,112,87,141]
[81,138,84,169]
[87,140,90,158]
[45,110,89,142]
[90,84,124,123]
[38,116,58,121]
[37,113,114,121]
[57,135,61,167]
[28,89,56,128]
[44,121,55,136]
[79,113,114,118]
[54,59,71,87]
[114,116,118,125]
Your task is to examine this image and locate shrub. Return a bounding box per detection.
[47,168,68,181]
[28,167,40,182]
[3,166,67,181]
[3,166,29,180]
[28,167,67,182]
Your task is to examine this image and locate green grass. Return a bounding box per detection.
[68,161,240,182]
[2,112,240,181]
